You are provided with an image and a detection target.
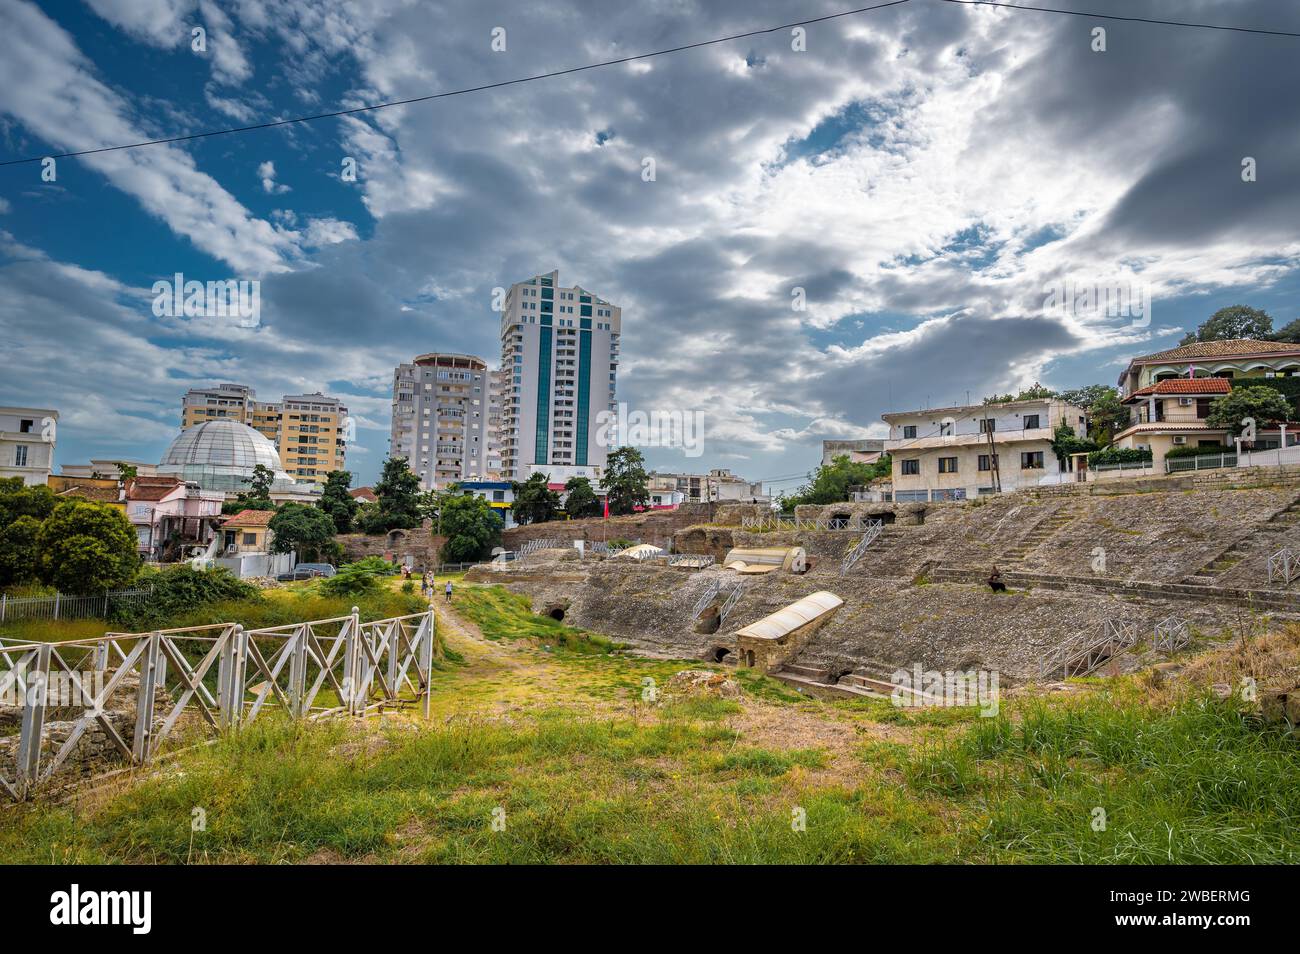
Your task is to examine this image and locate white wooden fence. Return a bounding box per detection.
[0,604,438,800]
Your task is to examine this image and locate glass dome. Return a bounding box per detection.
[158,420,293,492]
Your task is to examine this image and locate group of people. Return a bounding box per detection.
[399,564,453,602]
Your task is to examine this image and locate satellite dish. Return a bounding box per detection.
[490,546,505,556]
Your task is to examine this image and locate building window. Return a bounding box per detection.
[979,418,996,433]
[901,459,920,476]
[938,457,958,473]
[938,421,953,436]
[1023,414,1041,430]
[13,445,28,467]
[1020,451,1044,470]
[978,454,998,471]
[902,425,917,439]
[242,532,257,545]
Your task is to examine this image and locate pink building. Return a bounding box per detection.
[124,476,225,561]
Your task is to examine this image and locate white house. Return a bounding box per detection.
[0,407,57,485]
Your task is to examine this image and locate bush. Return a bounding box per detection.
[320,556,392,598]
[1164,443,1230,459]
[114,565,261,628]
[1087,447,1152,466]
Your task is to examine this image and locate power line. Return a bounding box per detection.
[940,0,1300,38]
[0,0,913,168]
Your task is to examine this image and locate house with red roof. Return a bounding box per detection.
[1112,340,1300,468]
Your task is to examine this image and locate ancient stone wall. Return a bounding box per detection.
[502,503,714,550]
[338,528,445,569]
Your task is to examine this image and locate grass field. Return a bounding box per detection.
[1,581,1297,864]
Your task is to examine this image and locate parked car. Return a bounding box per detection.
[276,563,337,582]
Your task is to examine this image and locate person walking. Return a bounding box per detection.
[444,579,453,603]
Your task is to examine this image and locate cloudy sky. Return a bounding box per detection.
[2,0,1299,492]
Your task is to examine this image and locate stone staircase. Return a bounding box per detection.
[929,565,1300,612]
[998,501,1081,564]
[1182,494,1300,585]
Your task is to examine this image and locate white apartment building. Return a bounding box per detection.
[0,407,58,485]
[390,353,492,489]
[497,270,621,482]
[882,398,1087,502]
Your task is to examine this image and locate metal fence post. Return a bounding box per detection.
[288,624,309,719]
[53,592,59,620]
[1,593,6,623]
[422,604,435,720]
[350,606,363,716]
[132,632,161,763]
[17,642,51,797]
[218,627,236,729]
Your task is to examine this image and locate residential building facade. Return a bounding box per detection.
[181,384,348,484]
[390,353,491,490]
[497,270,621,482]
[650,468,769,504]
[883,398,1087,501]
[1117,338,1300,397]
[0,407,57,485]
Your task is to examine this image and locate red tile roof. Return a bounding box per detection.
[222,509,275,528]
[124,476,182,502]
[349,486,377,500]
[1130,339,1300,363]
[1125,378,1233,400]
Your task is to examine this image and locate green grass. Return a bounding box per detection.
[904,694,1300,863]
[452,585,619,654]
[6,684,1292,864]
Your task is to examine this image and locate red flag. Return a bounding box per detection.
[603,496,609,520]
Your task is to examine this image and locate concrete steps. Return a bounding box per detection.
[1179,493,1300,585]
[930,565,1300,612]
[999,503,1082,564]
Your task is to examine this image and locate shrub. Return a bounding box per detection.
[114,565,261,627]
[1164,443,1230,460]
[320,556,392,598]
[1087,447,1152,467]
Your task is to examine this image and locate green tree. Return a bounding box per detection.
[1058,384,1128,444]
[1267,317,1300,344]
[601,447,650,515]
[244,464,276,500]
[0,477,56,528]
[440,494,503,563]
[358,457,423,533]
[1179,305,1273,346]
[116,462,138,481]
[1205,386,1294,438]
[0,515,43,587]
[563,476,601,518]
[36,501,140,593]
[1050,423,1097,465]
[318,470,359,534]
[779,454,890,511]
[512,473,562,525]
[268,502,339,562]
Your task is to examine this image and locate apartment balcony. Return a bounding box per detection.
[1129,408,1209,426]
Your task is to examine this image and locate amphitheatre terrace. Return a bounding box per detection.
[477,465,1300,695]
